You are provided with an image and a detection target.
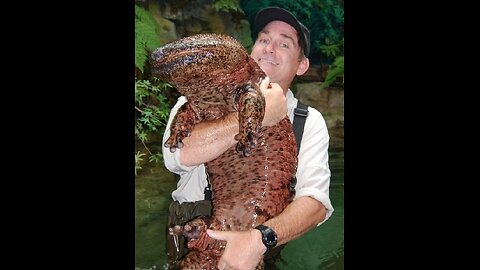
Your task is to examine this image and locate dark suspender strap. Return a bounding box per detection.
[204,169,212,200]
[293,101,309,153]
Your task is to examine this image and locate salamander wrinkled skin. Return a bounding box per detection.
[151,33,298,270]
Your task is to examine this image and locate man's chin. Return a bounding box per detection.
[258,63,275,76]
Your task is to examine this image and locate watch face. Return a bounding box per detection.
[265,231,276,243]
[263,227,277,248]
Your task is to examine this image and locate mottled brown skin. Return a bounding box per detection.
[152,34,266,156]
[151,33,297,270]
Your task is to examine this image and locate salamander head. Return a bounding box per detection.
[151,33,249,88]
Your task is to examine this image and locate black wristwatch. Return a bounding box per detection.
[255,224,278,250]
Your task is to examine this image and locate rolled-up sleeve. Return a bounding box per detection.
[162,97,198,175]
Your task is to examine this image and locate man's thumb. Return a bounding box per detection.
[207,229,228,240]
[260,76,270,90]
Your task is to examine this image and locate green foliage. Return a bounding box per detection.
[135,4,174,175]
[213,0,244,13]
[321,37,343,87]
[135,79,170,129]
[320,37,342,59]
[309,0,344,62]
[135,5,162,73]
[135,151,146,176]
[322,56,343,87]
[135,78,172,175]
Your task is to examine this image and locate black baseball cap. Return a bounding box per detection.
[254,7,310,57]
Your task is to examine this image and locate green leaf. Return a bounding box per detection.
[322,56,344,87]
[135,5,162,72]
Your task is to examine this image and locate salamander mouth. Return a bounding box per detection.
[152,48,208,63]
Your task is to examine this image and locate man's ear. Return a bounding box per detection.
[296,57,310,76]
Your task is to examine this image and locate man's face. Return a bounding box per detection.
[251,20,304,89]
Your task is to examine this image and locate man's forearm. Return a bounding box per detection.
[264,196,327,245]
[180,113,239,167]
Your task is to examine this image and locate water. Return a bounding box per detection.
[276,185,344,269]
[135,162,176,269]
[135,150,344,270]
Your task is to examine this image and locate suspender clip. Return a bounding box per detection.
[294,107,309,117]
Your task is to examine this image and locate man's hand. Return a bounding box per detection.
[207,229,266,270]
[260,76,287,127]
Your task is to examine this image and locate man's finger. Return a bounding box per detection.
[207,229,228,240]
[260,76,270,91]
[217,260,227,270]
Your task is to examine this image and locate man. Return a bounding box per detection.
[163,6,334,270]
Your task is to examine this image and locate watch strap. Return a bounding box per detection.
[255,224,278,250]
